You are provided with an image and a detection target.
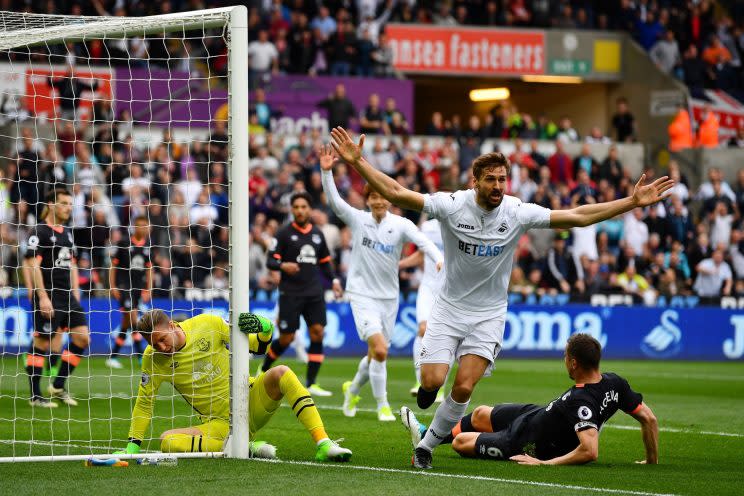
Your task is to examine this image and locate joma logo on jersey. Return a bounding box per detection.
[457,223,475,230]
[458,240,504,257]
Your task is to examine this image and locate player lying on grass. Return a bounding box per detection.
[115,310,352,462]
[401,333,658,465]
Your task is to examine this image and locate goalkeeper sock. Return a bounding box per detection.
[413,335,423,384]
[161,433,224,453]
[279,368,328,443]
[111,330,128,358]
[262,339,288,372]
[442,412,475,444]
[419,393,469,452]
[26,347,46,398]
[53,343,85,390]
[132,331,145,355]
[349,356,369,395]
[306,339,324,386]
[369,359,389,409]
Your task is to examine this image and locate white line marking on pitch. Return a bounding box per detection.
[248,457,681,496]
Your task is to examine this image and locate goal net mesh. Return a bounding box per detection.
[0,9,235,460]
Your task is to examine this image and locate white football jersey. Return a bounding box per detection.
[322,171,443,299]
[423,189,551,315]
[420,218,445,292]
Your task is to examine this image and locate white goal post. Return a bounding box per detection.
[0,6,250,462]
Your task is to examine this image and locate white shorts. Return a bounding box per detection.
[348,294,399,342]
[416,283,440,325]
[418,301,505,376]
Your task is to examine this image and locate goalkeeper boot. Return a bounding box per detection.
[400,406,426,448]
[341,381,361,417]
[308,384,333,397]
[105,358,124,369]
[48,385,78,407]
[412,446,433,470]
[409,381,420,396]
[249,441,277,460]
[315,439,352,463]
[29,397,58,409]
[377,405,395,422]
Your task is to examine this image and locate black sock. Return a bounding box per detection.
[26,346,46,399]
[53,343,85,390]
[442,413,474,444]
[132,332,145,355]
[111,330,128,357]
[417,386,440,409]
[49,351,60,369]
[261,339,288,372]
[306,339,324,386]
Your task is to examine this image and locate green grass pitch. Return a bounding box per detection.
[1,356,742,496]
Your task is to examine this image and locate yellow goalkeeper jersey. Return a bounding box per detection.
[127,313,269,442]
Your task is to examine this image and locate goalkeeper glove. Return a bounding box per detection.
[238,313,273,337]
[113,442,141,455]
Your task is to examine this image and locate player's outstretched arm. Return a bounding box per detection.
[330,127,425,212]
[319,144,362,226]
[510,428,599,466]
[630,403,659,464]
[550,174,674,229]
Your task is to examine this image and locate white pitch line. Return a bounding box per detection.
[247,457,680,496]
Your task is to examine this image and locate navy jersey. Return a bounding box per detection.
[267,222,333,296]
[111,237,152,290]
[25,223,76,292]
[531,373,643,459]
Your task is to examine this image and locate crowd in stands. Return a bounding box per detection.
[247,120,744,305]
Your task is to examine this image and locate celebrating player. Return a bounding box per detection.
[116,310,352,462]
[24,187,90,407]
[398,217,446,401]
[401,333,659,465]
[106,215,153,369]
[328,126,673,468]
[319,145,443,422]
[260,191,343,396]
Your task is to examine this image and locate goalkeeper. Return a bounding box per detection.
[116,309,352,462]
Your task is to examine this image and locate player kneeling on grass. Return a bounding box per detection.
[401,334,658,466]
[115,310,352,462]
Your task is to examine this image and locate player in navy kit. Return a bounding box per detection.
[261,191,343,396]
[106,215,153,369]
[402,334,659,465]
[24,188,90,407]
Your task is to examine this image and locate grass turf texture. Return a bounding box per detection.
[1,356,742,496]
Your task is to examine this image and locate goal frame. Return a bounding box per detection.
[0,5,251,462]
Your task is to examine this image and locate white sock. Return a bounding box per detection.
[418,393,469,452]
[413,335,423,384]
[349,356,370,395]
[368,359,389,408]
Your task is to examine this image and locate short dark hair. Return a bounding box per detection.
[566,333,602,370]
[472,152,510,180]
[136,309,170,342]
[290,191,313,207]
[362,183,381,199]
[45,187,71,203]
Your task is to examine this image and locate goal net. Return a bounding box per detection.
[0,7,251,462]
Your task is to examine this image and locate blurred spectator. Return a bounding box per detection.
[359,93,386,134]
[697,105,720,148]
[547,140,573,185]
[668,104,694,151]
[650,29,681,76]
[544,232,584,295]
[611,98,636,143]
[248,30,278,90]
[694,249,733,299]
[317,84,356,129]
